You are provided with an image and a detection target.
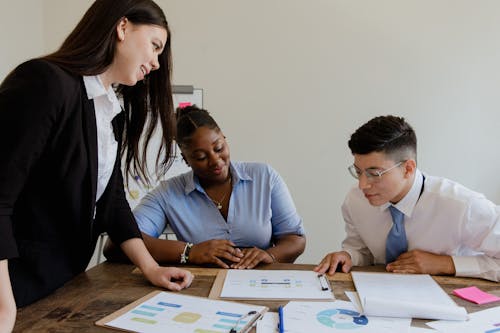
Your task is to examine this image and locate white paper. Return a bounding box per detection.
[408,327,437,332]
[220,270,334,300]
[104,291,266,333]
[345,291,363,313]
[352,272,467,320]
[347,292,438,332]
[256,312,278,333]
[427,306,500,333]
[282,300,411,333]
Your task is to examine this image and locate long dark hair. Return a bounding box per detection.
[43,0,175,184]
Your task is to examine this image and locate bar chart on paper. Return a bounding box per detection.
[97,291,267,333]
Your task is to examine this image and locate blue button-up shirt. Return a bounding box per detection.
[134,162,305,249]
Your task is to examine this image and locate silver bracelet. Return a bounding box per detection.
[266,250,277,263]
[180,242,193,264]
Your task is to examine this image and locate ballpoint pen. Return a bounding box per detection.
[278,306,284,333]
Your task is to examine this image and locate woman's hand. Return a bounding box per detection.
[120,238,194,291]
[0,260,16,333]
[230,247,274,269]
[189,240,243,268]
[141,265,194,291]
[230,234,306,269]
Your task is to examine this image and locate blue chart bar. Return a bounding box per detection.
[485,328,500,333]
[140,305,164,312]
[213,324,234,330]
[216,311,242,318]
[131,310,156,317]
[157,302,181,308]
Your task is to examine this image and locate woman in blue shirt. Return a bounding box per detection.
[106,105,305,268]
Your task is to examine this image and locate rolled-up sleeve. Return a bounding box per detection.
[269,167,305,237]
[133,182,169,238]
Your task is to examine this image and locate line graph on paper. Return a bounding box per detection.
[220,270,334,300]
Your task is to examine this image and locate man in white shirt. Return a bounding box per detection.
[315,115,500,281]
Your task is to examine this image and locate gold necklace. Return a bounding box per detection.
[207,177,232,210]
[210,190,230,210]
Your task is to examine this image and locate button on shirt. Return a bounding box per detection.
[134,162,305,249]
[83,76,122,202]
[341,169,500,281]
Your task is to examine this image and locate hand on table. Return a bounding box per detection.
[230,247,274,269]
[386,249,456,275]
[314,251,352,275]
[189,239,243,268]
[143,266,194,291]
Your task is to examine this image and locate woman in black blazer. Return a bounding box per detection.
[0,0,193,328]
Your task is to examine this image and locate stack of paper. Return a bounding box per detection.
[351,272,467,321]
[427,306,500,332]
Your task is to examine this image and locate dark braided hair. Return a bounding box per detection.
[176,105,220,148]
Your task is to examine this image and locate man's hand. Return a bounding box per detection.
[314,251,353,275]
[386,249,456,275]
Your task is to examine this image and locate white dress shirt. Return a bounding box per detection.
[83,76,122,202]
[342,169,500,281]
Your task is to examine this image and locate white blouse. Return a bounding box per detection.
[83,75,122,203]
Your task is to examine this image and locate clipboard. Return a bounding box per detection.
[209,269,335,301]
[96,290,268,333]
[96,291,161,332]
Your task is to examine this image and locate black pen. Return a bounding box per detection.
[317,274,331,291]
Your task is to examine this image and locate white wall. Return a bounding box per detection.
[0,1,44,79]
[3,1,500,264]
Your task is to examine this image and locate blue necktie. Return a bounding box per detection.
[385,206,408,263]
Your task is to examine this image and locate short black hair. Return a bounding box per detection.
[175,105,220,148]
[348,115,417,161]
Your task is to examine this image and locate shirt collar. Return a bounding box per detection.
[183,162,253,195]
[380,169,424,218]
[83,75,122,116]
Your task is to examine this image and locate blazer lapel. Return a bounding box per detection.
[82,94,98,211]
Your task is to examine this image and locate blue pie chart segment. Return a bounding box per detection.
[316,308,368,330]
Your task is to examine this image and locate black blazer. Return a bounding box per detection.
[0,59,141,307]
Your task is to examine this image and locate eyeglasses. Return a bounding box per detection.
[348,161,404,182]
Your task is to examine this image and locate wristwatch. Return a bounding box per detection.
[180,242,193,264]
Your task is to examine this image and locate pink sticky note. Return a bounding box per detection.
[453,286,500,305]
[178,102,192,108]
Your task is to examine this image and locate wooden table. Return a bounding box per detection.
[14,262,500,332]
